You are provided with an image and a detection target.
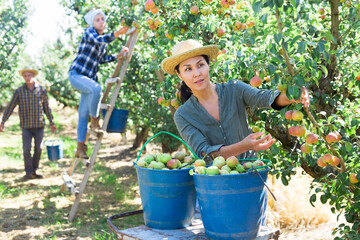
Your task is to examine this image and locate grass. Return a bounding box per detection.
[1,106,340,239]
[0,183,27,199]
[0,110,143,239]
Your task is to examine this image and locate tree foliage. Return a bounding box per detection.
[0,0,30,109]
[39,38,80,107]
[61,0,360,237]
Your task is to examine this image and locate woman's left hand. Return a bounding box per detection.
[297,86,310,108]
[117,47,129,60]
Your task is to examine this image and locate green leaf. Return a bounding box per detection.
[274,0,284,8]
[267,64,276,75]
[316,69,322,82]
[261,13,268,23]
[270,57,281,64]
[345,213,354,223]
[290,35,303,46]
[354,193,360,201]
[298,41,307,54]
[309,194,316,207]
[318,42,325,53]
[319,65,328,78]
[286,85,300,100]
[305,59,313,69]
[293,74,305,87]
[270,44,277,54]
[338,185,347,195]
[331,207,336,214]
[253,1,262,15]
[345,142,352,153]
[324,31,336,44]
[274,33,283,44]
[281,175,289,185]
[320,194,328,204]
[324,51,330,63]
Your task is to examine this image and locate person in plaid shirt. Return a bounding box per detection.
[0,67,57,180]
[68,9,128,159]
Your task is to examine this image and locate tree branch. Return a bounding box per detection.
[275,9,295,77]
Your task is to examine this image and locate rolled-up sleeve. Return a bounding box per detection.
[100,53,117,64]
[85,27,115,44]
[233,80,281,109]
[1,89,19,125]
[174,110,223,159]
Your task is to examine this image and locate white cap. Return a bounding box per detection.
[84,9,107,26]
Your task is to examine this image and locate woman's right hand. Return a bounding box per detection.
[114,26,130,38]
[242,132,275,151]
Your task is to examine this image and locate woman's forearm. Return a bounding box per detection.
[206,141,249,159]
[203,132,275,160]
[274,92,296,107]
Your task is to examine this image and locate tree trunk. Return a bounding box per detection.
[329,0,340,73]
[131,126,149,150]
[161,140,179,154]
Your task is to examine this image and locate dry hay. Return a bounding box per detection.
[266,168,336,229]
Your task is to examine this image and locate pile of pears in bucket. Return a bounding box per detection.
[137,151,267,175]
[136,151,195,170]
[190,156,267,175]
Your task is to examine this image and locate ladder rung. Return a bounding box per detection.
[82,159,90,167]
[126,27,136,35]
[62,173,75,185]
[62,173,79,196]
[88,128,104,138]
[106,78,119,84]
[70,185,79,196]
[100,104,111,110]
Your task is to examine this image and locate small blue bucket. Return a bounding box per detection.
[135,165,196,229]
[101,108,129,133]
[45,139,63,161]
[193,167,270,240]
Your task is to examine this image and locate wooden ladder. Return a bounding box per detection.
[61,27,139,222]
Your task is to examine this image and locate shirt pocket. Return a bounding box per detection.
[35,90,43,107]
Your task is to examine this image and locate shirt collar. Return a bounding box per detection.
[190,83,221,102]
[23,81,40,90]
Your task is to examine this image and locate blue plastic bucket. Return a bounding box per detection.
[45,139,63,161]
[193,168,270,240]
[101,108,129,133]
[135,164,196,229]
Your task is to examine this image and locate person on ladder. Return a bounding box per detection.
[68,9,129,159]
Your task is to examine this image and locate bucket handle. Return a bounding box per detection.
[47,130,62,139]
[135,131,200,163]
[44,130,62,147]
[248,166,277,201]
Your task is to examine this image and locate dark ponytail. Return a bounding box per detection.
[180,81,192,104]
[175,55,210,104]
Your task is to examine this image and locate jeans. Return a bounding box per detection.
[22,127,44,174]
[69,70,102,142]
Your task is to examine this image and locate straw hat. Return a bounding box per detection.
[19,67,38,77]
[161,39,219,74]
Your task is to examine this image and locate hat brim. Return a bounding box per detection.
[19,69,38,77]
[161,45,219,75]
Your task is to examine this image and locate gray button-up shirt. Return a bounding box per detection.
[174,80,281,160]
